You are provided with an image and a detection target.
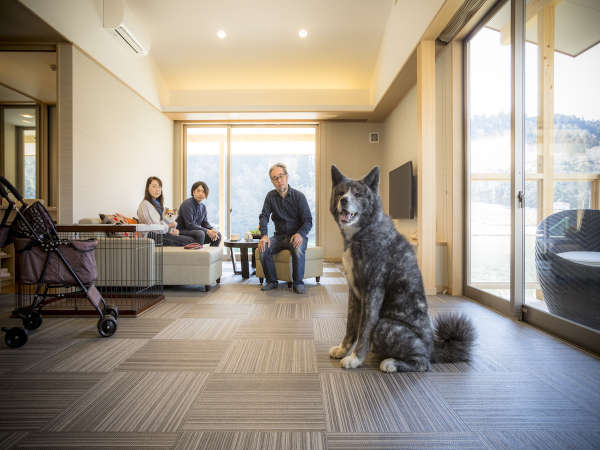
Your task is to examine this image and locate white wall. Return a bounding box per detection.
[382,85,418,239]
[71,47,172,221]
[319,121,384,259]
[21,0,165,109]
[371,0,444,105]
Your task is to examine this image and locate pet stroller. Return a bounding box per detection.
[0,176,118,348]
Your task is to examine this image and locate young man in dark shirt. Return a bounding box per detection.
[258,163,312,294]
[176,181,222,246]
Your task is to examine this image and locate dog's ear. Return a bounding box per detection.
[173,208,177,213]
[331,165,347,186]
[363,166,380,193]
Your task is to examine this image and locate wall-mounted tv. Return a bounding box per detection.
[389,161,415,219]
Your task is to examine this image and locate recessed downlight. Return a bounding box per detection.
[217,30,227,39]
[298,29,308,39]
[20,114,33,118]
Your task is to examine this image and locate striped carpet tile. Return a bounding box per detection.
[481,430,600,449]
[0,373,105,431]
[306,289,337,305]
[26,317,97,341]
[234,319,313,340]
[45,371,208,432]
[195,292,257,304]
[153,318,239,340]
[15,432,177,449]
[183,374,326,431]
[140,303,193,319]
[183,304,253,319]
[312,318,346,343]
[321,372,469,433]
[118,340,232,371]
[428,372,600,430]
[327,432,486,449]
[310,304,347,318]
[78,318,174,339]
[0,339,78,374]
[250,303,312,320]
[428,352,509,373]
[29,338,147,372]
[0,432,28,448]
[175,431,326,450]
[538,369,600,417]
[216,340,317,373]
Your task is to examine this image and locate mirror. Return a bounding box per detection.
[1,105,39,199]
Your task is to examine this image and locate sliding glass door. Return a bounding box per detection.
[184,125,318,244]
[230,127,317,243]
[523,2,600,331]
[465,0,599,348]
[466,0,512,302]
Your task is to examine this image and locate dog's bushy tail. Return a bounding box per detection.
[430,312,476,363]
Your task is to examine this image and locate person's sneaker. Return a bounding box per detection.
[293,284,306,294]
[261,281,278,291]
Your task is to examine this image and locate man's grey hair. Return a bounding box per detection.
[269,163,288,177]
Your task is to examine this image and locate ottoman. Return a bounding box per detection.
[162,246,222,290]
[256,246,324,287]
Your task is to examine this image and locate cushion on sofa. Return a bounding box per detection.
[266,246,324,262]
[162,246,223,265]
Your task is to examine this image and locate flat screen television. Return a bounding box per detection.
[389,161,415,219]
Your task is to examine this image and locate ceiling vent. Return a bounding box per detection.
[103,0,149,55]
[437,0,487,44]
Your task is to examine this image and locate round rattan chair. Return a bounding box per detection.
[535,209,600,330]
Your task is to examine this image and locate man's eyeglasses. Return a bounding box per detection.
[271,174,287,182]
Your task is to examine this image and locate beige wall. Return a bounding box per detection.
[318,121,383,259]
[382,85,418,239]
[3,123,16,183]
[70,47,172,221]
[435,44,452,245]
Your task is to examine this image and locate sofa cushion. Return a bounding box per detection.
[267,246,324,262]
[163,246,222,265]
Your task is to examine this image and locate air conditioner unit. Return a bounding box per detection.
[103,0,150,55]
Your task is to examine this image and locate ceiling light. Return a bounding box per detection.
[298,29,308,39]
[217,30,227,39]
[20,114,33,119]
[23,120,32,124]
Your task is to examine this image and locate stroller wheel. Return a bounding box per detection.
[23,311,43,330]
[97,315,117,337]
[4,327,28,348]
[105,305,119,320]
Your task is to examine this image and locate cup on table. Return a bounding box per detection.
[244,231,253,241]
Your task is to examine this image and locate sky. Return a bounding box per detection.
[469,27,600,121]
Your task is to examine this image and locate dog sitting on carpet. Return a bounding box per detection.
[328,165,476,372]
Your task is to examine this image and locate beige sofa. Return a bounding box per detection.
[256,246,324,286]
[78,218,222,290]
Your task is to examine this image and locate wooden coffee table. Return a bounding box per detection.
[224,239,259,279]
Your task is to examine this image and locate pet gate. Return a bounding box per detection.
[15,224,165,316]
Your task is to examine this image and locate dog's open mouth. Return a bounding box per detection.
[340,210,357,223]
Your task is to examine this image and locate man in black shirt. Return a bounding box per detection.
[258,163,312,294]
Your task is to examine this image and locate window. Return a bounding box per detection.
[466,1,512,300]
[185,125,318,244]
[466,0,600,339]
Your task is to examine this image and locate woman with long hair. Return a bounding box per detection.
[137,176,195,246]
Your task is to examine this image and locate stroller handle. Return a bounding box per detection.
[0,176,24,203]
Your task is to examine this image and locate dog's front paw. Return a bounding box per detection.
[379,358,398,373]
[340,353,362,369]
[329,344,347,359]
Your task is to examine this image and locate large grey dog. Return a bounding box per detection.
[329,165,476,372]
